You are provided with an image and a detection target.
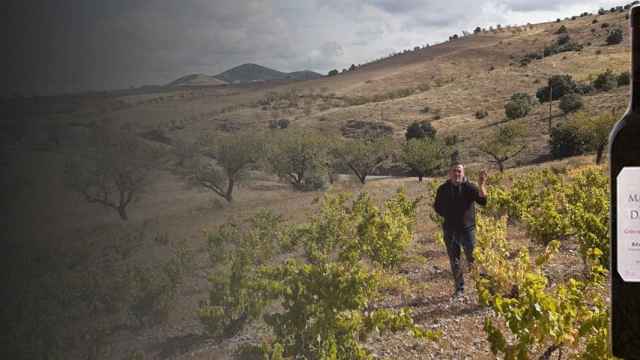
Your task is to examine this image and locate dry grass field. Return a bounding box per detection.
[0,8,630,360]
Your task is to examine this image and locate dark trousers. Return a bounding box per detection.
[443,227,475,292]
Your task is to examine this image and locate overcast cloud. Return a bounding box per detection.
[2,0,628,95]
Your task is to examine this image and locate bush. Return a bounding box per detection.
[592,69,618,91]
[557,34,570,45]
[475,109,488,119]
[219,191,436,359]
[618,71,630,86]
[405,120,436,140]
[536,75,577,103]
[559,93,584,114]
[601,23,610,29]
[526,52,543,60]
[269,118,290,129]
[544,35,583,56]
[549,125,589,158]
[555,25,568,34]
[575,83,594,95]
[328,69,338,76]
[504,92,534,120]
[607,28,624,45]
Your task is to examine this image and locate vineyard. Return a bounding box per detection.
[188,162,613,359]
[3,5,634,359]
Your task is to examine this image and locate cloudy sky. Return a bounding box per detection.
[2,0,629,95]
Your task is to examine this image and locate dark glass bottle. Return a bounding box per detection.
[610,5,640,359]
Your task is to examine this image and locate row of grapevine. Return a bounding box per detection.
[472,165,612,359]
[199,189,438,359]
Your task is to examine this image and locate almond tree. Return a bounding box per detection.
[65,127,157,220]
[335,136,392,184]
[478,123,527,172]
[265,129,328,190]
[400,138,449,181]
[188,132,263,202]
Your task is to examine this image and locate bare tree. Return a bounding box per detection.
[65,127,157,220]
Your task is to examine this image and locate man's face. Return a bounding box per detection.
[449,165,464,184]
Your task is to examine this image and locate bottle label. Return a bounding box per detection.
[618,167,640,282]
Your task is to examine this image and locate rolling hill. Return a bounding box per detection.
[2,5,636,360]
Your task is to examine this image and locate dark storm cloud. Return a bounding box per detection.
[1,0,625,96]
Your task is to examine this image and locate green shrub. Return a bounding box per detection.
[557,34,570,45]
[544,35,583,56]
[575,83,595,95]
[536,75,577,103]
[475,109,488,119]
[405,120,436,140]
[549,124,589,159]
[199,210,291,338]
[505,92,534,119]
[617,71,630,86]
[592,69,618,91]
[559,93,584,114]
[555,25,568,34]
[606,28,624,45]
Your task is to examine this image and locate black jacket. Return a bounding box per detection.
[433,179,487,231]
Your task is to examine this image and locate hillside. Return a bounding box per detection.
[168,74,228,87]
[210,63,322,84]
[1,5,634,360]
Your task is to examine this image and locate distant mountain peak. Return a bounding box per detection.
[167,73,226,87]
[168,64,323,87]
[214,64,323,83]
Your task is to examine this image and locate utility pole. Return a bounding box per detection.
[541,48,554,133]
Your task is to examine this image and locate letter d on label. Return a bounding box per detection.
[632,210,639,219]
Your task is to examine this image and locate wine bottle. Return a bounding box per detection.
[610,5,640,358]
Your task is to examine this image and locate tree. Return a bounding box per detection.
[335,136,392,184]
[474,26,482,34]
[328,69,339,76]
[606,27,624,45]
[549,124,588,159]
[559,93,584,114]
[405,120,436,140]
[504,92,534,120]
[189,132,263,202]
[400,138,449,181]
[573,110,618,164]
[536,75,577,103]
[478,123,527,172]
[65,127,157,220]
[266,129,328,190]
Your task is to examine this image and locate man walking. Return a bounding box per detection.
[433,163,487,298]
